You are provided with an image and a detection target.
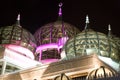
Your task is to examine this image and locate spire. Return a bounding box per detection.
[84,15,90,30]
[58,2,63,20]
[108,24,112,37]
[58,2,63,16]
[108,24,111,31]
[86,15,90,24]
[16,14,21,26]
[17,14,20,21]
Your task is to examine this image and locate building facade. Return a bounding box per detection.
[0,2,120,80]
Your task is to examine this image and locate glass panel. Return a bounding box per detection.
[0,62,3,74]
[5,63,20,74]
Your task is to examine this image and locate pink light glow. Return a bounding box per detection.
[36,36,69,64]
[5,48,40,68]
[5,44,34,59]
[58,37,69,46]
[36,37,68,53]
[36,43,59,52]
[36,44,60,64]
[40,59,59,64]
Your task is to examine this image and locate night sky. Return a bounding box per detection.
[0,0,120,37]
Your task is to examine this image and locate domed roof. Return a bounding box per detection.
[34,20,80,46]
[0,15,36,53]
[34,3,80,64]
[61,16,119,63]
[34,3,80,46]
[87,66,117,79]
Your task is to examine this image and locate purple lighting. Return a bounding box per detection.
[40,59,59,64]
[58,37,69,48]
[5,44,34,59]
[58,2,63,17]
[36,36,68,64]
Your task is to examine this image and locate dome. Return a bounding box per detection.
[0,15,36,59]
[0,24,36,52]
[61,29,119,62]
[34,2,80,46]
[87,66,117,79]
[34,21,80,46]
[61,16,119,63]
[34,21,80,63]
[34,3,80,64]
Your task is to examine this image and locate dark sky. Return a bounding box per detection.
[0,0,120,37]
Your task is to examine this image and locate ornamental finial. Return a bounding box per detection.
[108,24,111,31]
[86,15,89,24]
[84,15,90,30]
[16,14,21,26]
[58,2,63,17]
[108,24,112,37]
[17,14,20,21]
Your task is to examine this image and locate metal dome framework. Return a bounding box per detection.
[34,21,80,64]
[0,24,36,53]
[62,29,119,62]
[34,21,80,46]
[34,2,80,64]
[0,15,41,75]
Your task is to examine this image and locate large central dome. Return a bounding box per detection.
[34,20,80,46]
[34,3,80,64]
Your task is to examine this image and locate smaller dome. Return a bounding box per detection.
[0,25,36,52]
[61,29,119,62]
[0,14,36,58]
[61,17,120,63]
[87,66,117,79]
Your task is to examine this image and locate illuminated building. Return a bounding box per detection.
[0,2,120,80]
[34,3,80,64]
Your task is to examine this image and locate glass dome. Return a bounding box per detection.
[34,21,80,46]
[0,21,36,60]
[34,2,80,64]
[61,29,119,62]
[34,2,80,46]
[34,21,80,64]
[0,23,36,53]
[87,66,117,79]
